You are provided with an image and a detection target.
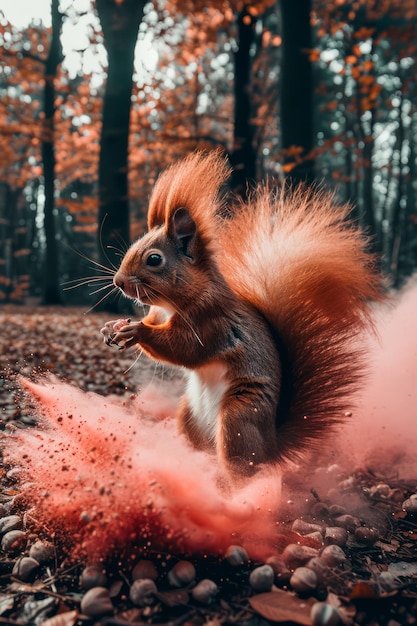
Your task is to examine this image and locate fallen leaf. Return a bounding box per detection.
[350,582,378,599]
[249,589,313,625]
[40,610,79,626]
[156,588,190,607]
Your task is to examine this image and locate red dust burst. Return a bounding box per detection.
[5,378,282,561]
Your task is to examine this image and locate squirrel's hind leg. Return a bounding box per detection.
[216,384,279,479]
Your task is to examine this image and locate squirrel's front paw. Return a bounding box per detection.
[101,319,143,351]
[100,318,132,348]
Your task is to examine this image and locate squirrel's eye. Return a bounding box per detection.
[145,252,164,268]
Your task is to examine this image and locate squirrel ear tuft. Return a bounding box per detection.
[170,207,197,262]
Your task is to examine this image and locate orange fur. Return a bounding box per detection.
[217,184,385,457]
[147,150,231,249]
[110,151,385,477]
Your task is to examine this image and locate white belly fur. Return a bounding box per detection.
[186,362,228,442]
[149,304,174,323]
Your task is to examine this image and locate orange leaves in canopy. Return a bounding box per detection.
[281,162,297,173]
[353,27,376,40]
[326,101,339,111]
[345,55,357,65]
[281,145,311,173]
[283,145,304,158]
[56,197,98,216]
[309,48,321,62]
[55,197,98,234]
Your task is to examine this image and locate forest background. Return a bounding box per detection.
[0,0,416,308]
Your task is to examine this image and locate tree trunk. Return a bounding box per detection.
[280,0,314,184]
[229,7,257,196]
[96,0,145,290]
[41,0,63,304]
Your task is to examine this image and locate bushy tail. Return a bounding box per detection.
[218,183,386,461]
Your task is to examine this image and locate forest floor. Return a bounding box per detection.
[0,305,416,626]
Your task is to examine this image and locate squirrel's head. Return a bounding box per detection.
[114,206,212,308]
[113,151,231,308]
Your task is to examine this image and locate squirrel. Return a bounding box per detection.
[101,150,385,479]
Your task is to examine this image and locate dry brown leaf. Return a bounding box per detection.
[40,609,79,626]
[156,588,190,607]
[249,589,313,625]
[350,582,378,599]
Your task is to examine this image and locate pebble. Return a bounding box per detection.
[354,526,379,544]
[0,515,22,535]
[167,560,196,587]
[311,601,342,626]
[80,565,108,590]
[306,531,324,544]
[292,519,324,536]
[333,514,360,532]
[224,545,249,567]
[324,527,348,546]
[320,545,350,570]
[29,540,55,564]
[306,557,330,584]
[1,530,26,553]
[191,579,219,604]
[132,559,158,581]
[12,556,40,582]
[290,566,318,594]
[129,578,158,607]
[282,543,320,569]
[402,494,417,515]
[369,483,391,498]
[249,564,275,592]
[328,504,346,517]
[265,556,291,583]
[81,586,114,617]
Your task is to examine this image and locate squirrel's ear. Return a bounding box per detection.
[170,207,198,262]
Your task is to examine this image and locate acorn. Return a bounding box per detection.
[282,543,320,569]
[249,565,275,592]
[129,578,157,607]
[191,579,219,605]
[167,560,196,587]
[29,540,55,564]
[290,567,318,595]
[224,545,249,567]
[402,494,417,515]
[80,586,113,617]
[12,556,40,582]
[311,601,342,626]
[132,559,158,581]
[320,545,350,570]
[80,565,108,590]
[1,530,26,554]
[0,515,22,535]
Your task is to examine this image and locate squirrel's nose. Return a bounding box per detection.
[113,272,124,289]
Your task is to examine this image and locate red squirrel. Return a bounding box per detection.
[101,151,384,478]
